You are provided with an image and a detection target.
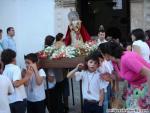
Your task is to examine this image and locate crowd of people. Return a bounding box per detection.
[0,28,69,113]
[0,26,150,113]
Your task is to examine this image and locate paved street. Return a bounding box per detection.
[67,79,126,113]
[45,79,126,113]
[68,78,82,113]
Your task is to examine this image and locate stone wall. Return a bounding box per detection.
[130,0,150,30]
[130,0,144,30]
[144,0,150,30]
[54,0,75,35]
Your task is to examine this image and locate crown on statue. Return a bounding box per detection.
[99,25,105,32]
[68,8,79,22]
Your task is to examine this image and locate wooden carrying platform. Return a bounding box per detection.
[38,56,85,68]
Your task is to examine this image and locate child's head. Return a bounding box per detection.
[24,53,38,68]
[98,42,111,61]
[56,33,64,42]
[1,49,16,65]
[93,49,104,64]
[84,52,100,72]
[44,35,55,48]
[98,41,125,60]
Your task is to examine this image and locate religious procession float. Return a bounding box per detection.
[38,9,100,68]
[38,40,98,68]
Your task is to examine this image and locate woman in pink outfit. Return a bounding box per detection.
[98,41,150,110]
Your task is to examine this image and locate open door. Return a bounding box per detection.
[76,0,131,46]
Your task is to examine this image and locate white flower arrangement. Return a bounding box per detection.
[42,40,98,60]
[44,45,78,60]
[76,40,98,55]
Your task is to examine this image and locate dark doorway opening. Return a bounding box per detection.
[76,0,131,46]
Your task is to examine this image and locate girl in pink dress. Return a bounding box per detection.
[98,41,150,110]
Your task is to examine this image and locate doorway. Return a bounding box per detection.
[76,0,131,46]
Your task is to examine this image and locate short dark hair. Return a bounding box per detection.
[44,35,55,48]
[98,43,109,55]
[7,27,14,34]
[1,49,16,65]
[56,33,64,41]
[24,53,38,63]
[84,51,100,70]
[0,29,2,33]
[90,49,103,59]
[131,28,146,41]
[98,40,124,59]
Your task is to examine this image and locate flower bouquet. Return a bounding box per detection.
[44,45,79,60]
[38,40,98,68]
[76,40,98,56]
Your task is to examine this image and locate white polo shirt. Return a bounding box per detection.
[26,69,46,102]
[97,60,114,92]
[75,70,108,101]
[3,64,27,104]
[0,75,14,113]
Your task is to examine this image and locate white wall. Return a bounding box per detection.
[0,0,55,67]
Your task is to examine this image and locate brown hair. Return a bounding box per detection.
[84,51,100,70]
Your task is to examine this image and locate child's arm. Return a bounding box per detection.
[67,68,78,79]
[99,88,104,106]
[30,63,45,85]
[21,69,29,86]
[67,63,84,78]
[13,67,33,87]
[101,72,113,82]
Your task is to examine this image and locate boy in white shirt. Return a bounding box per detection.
[67,52,108,113]
[1,49,32,113]
[98,60,114,113]
[24,53,46,113]
[0,61,14,113]
[98,43,115,113]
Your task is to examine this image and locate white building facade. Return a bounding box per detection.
[0,0,149,66]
